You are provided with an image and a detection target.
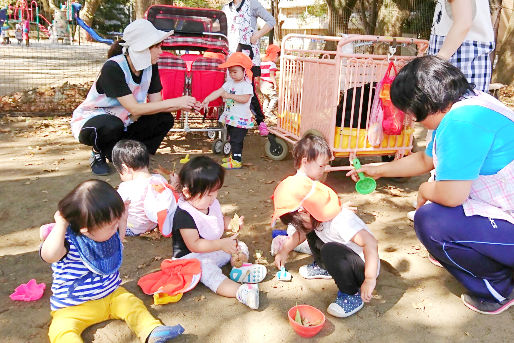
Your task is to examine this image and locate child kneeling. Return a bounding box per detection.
[272,174,379,318]
[172,156,266,309]
[41,180,184,343]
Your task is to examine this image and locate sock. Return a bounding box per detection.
[147,325,185,343]
[236,283,259,310]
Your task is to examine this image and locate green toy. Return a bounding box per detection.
[352,158,376,194]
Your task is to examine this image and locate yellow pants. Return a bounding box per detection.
[48,286,161,343]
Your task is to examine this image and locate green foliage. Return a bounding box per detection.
[401,0,435,39]
[92,0,131,36]
[306,0,328,18]
[174,0,213,9]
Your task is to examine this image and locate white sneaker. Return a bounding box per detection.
[230,263,267,283]
[236,283,259,309]
[407,210,416,221]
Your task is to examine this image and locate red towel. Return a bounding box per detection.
[138,258,202,295]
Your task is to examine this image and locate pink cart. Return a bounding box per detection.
[265,34,429,172]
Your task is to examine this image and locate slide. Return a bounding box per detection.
[71,3,113,45]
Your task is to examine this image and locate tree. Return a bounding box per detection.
[493,14,514,85]
[325,0,357,36]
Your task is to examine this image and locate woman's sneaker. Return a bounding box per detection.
[90,151,111,175]
[230,263,267,283]
[299,262,332,279]
[461,290,514,315]
[236,283,259,309]
[327,291,364,318]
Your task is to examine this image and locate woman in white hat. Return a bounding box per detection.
[71,19,198,175]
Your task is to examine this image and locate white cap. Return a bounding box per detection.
[120,19,173,71]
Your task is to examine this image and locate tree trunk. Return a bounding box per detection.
[492,15,514,85]
[376,0,409,37]
[325,0,357,50]
[78,0,104,42]
[135,0,173,19]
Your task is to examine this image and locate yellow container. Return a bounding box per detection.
[333,126,413,157]
[153,292,183,305]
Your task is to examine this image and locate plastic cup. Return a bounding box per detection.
[288,304,325,338]
[353,158,376,194]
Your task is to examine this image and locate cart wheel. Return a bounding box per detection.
[212,139,223,154]
[207,130,216,139]
[222,140,232,156]
[265,135,288,161]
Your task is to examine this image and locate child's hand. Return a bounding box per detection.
[219,234,239,254]
[274,250,289,269]
[238,215,244,228]
[53,210,68,227]
[169,172,180,190]
[342,201,357,213]
[360,277,376,302]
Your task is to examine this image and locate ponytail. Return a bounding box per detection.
[107,39,125,58]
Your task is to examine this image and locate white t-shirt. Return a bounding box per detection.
[219,78,254,129]
[431,0,494,43]
[117,174,167,234]
[315,208,380,274]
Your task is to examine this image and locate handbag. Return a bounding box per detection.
[380,62,405,135]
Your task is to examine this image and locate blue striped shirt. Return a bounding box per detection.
[50,233,121,310]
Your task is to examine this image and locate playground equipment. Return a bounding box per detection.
[71,3,112,45]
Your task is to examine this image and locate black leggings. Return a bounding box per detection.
[250,66,264,125]
[227,125,247,162]
[78,113,174,160]
[307,232,365,295]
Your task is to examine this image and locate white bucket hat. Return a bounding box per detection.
[121,19,173,71]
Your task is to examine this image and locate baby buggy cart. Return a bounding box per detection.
[266,34,429,172]
[146,5,231,155]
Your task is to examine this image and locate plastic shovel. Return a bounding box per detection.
[352,158,376,195]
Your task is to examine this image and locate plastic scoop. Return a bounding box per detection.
[180,154,190,164]
[276,267,292,281]
[352,158,376,195]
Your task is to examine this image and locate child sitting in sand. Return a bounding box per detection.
[172,156,266,309]
[272,174,379,318]
[40,179,184,342]
[112,139,178,237]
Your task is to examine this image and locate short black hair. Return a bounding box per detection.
[179,156,225,198]
[58,180,125,234]
[279,210,321,234]
[292,132,332,169]
[390,55,474,122]
[112,140,150,172]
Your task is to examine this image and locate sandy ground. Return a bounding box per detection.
[0,115,513,343]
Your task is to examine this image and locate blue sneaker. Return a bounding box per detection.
[299,262,332,279]
[327,291,364,318]
[147,324,185,343]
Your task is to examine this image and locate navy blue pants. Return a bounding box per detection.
[414,203,514,302]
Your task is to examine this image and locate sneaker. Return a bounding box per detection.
[461,289,514,315]
[327,291,364,318]
[147,324,185,343]
[230,263,267,283]
[236,283,259,309]
[407,210,416,221]
[299,262,332,279]
[222,156,242,164]
[221,157,242,169]
[427,254,443,268]
[89,151,111,175]
[258,122,269,136]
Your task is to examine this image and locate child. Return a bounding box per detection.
[22,19,29,46]
[172,156,266,309]
[272,132,335,277]
[202,52,254,169]
[272,174,379,318]
[15,23,22,45]
[112,140,178,237]
[259,44,280,118]
[40,180,184,343]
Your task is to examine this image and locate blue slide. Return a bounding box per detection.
[72,3,113,45]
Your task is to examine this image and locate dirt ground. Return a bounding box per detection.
[0,115,513,343]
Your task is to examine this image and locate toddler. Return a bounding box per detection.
[272,174,379,318]
[40,179,184,343]
[172,156,266,309]
[259,44,280,118]
[202,52,254,169]
[112,139,178,237]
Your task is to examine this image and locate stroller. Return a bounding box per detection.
[146,5,231,155]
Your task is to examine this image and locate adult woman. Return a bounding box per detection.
[348,56,514,314]
[222,0,276,136]
[71,19,197,175]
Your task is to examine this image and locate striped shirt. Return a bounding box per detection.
[50,233,121,310]
[260,61,277,84]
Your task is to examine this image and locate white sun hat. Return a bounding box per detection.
[121,19,173,71]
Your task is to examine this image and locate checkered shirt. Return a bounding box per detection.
[429,35,495,93]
